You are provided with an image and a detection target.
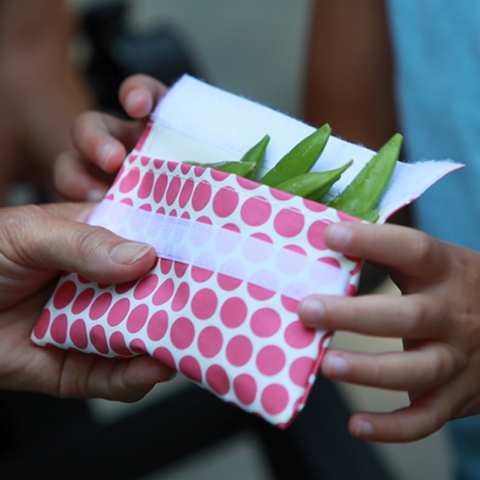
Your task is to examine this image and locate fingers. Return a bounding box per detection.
[71,75,168,172]
[323,222,447,281]
[41,201,96,223]
[299,293,442,339]
[57,351,174,402]
[119,74,168,119]
[56,75,167,200]
[321,344,458,391]
[84,355,174,402]
[1,204,156,284]
[348,388,453,442]
[118,356,175,400]
[71,111,145,174]
[296,222,477,442]
[54,151,112,201]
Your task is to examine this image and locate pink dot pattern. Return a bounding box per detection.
[31,154,362,427]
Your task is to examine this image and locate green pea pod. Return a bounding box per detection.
[183,160,230,167]
[258,124,332,187]
[183,160,256,178]
[184,135,269,180]
[327,133,403,216]
[355,209,380,223]
[240,135,270,180]
[275,160,353,200]
[216,161,256,177]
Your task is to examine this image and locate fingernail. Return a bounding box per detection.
[97,143,116,166]
[87,188,107,202]
[110,243,152,265]
[299,297,325,323]
[125,90,141,112]
[325,354,349,376]
[355,420,374,438]
[327,224,353,248]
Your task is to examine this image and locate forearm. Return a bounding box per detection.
[303,0,397,151]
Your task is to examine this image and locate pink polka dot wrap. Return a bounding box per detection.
[31,74,460,427]
[31,153,362,427]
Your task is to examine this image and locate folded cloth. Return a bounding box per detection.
[31,75,462,427]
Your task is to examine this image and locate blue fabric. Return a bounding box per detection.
[387,0,480,250]
[386,2,480,479]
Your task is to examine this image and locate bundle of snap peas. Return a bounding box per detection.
[187,124,402,223]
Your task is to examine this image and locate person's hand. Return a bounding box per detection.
[298,222,480,443]
[54,74,168,201]
[0,202,173,400]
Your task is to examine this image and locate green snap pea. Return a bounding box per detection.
[275,160,353,201]
[183,160,230,167]
[183,136,269,180]
[216,161,256,177]
[182,128,401,223]
[240,135,270,180]
[355,209,380,223]
[184,160,256,177]
[258,124,332,187]
[326,133,402,218]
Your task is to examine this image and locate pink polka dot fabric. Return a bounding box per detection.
[31,154,362,427]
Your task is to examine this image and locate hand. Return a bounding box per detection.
[298,222,480,442]
[54,74,168,201]
[0,202,173,401]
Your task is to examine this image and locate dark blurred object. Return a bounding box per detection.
[82,1,200,114]
[0,378,393,480]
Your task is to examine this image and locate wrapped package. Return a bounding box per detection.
[31,75,461,427]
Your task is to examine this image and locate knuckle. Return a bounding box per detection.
[424,408,445,436]
[440,345,463,380]
[69,225,107,261]
[410,231,435,264]
[394,410,442,442]
[421,355,443,387]
[404,301,427,333]
[71,111,95,148]
[3,204,43,231]
[369,361,385,385]
[0,205,48,257]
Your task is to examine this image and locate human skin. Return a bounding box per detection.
[57,71,480,443]
[54,74,168,202]
[0,201,173,400]
[299,222,480,442]
[303,0,397,152]
[0,0,95,204]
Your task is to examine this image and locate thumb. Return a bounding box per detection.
[1,204,156,284]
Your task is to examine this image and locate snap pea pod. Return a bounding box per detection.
[183,160,230,167]
[184,160,256,177]
[258,124,332,187]
[240,135,270,180]
[355,209,380,223]
[275,160,353,200]
[216,161,256,177]
[183,136,269,180]
[326,133,403,218]
[181,130,401,224]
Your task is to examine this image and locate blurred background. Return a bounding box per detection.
[74,0,310,118]
[0,0,453,478]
